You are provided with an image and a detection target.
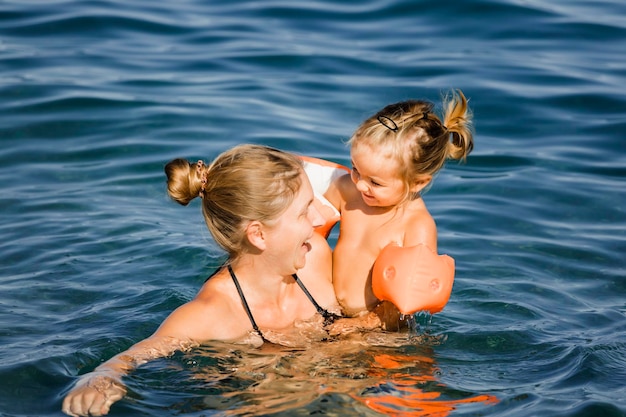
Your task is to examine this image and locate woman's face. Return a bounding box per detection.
[264,172,325,274]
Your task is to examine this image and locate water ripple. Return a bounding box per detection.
[1,0,625,416]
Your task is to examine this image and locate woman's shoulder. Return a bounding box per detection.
[196,268,233,299]
[155,271,248,343]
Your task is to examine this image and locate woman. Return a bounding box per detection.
[62,144,346,417]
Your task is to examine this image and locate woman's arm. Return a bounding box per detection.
[61,334,188,417]
[62,296,237,417]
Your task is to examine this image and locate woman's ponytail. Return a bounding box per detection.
[164,159,207,206]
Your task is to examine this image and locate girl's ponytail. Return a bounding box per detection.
[442,89,474,161]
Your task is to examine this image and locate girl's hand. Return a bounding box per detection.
[326,312,382,337]
[62,373,126,417]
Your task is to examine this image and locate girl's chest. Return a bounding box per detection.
[339,209,408,251]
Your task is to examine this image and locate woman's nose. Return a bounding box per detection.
[309,204,325,228]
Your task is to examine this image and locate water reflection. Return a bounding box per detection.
[173,330,497,416]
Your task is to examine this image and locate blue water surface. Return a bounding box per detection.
[1,0,625,416]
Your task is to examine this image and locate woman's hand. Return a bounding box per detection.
[62,372,126,417]
[61,316,203,416]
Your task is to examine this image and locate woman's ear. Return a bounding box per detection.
[409,175,432,194]
[245,221,267,251]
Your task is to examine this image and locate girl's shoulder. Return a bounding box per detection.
[402,205,438,250]
[323,172,353,210]
[335,173,361,200]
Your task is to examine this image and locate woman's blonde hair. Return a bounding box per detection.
[165,144,303,259]
[349,89,473,200]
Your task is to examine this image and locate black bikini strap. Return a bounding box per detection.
[228,265,266,342]
[205,262,226,282]
[292,274,342,324]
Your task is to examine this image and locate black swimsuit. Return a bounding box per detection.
[226,265,341,342]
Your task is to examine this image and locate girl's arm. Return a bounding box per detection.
[404,212,438,253]
[323,173,350,213]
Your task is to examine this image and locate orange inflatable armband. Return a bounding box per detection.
[372,243,455,315]
[300,156,349,238]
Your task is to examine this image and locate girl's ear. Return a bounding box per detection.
[409,175,432,194]
[245,221,267,251]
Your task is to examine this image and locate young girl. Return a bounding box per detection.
[324,90,474,323]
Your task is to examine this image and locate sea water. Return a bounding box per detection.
[0,1,624,416]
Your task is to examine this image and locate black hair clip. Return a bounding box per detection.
[377,115,398,132]
[378,112,429,132]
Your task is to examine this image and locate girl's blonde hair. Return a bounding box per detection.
[165,144,303,259]
[349,89,473,200]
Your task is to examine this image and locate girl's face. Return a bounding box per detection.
[264,172,324,274]
[350,143,408,208]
